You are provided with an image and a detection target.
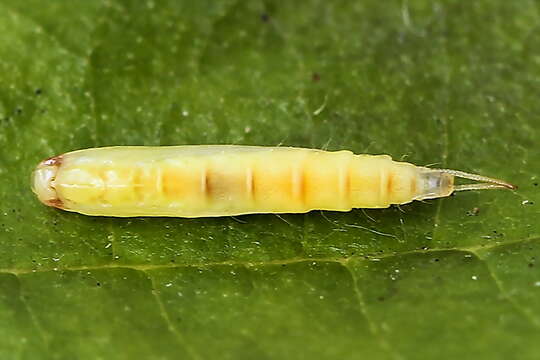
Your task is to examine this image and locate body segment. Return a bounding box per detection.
[31,146,514,217]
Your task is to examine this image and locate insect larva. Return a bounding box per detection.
[31,146,516,218]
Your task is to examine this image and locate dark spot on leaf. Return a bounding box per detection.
[312,72,321,82]
[35,88,42,95]
[96,282,101,287]
[15,107,22,115]
[260,13,270,22]
[533,182,538,186]
[434,258,440,262]
[378,296,385,302]
[528,263,534,268]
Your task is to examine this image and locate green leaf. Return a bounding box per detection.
[1,0,539,359]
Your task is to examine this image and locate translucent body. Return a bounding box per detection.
[31,146,513,218]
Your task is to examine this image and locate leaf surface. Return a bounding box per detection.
[0,1,539,359]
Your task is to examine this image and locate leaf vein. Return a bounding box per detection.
[10,273,49,349]
[0,3,82,59]
[137,269,203,360]
[1,236,538,275]
[343,261,403,360]
[467,249,540,329]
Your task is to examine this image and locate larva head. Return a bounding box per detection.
[31,156,63,208]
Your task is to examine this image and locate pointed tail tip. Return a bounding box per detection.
[434,168,517,192]
[506,183,518,191]
[497,179,518,191]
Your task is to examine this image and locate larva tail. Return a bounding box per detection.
[436,169,517,191]
[414,167,516,201]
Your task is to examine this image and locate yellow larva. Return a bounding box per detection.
[31,146,515,218]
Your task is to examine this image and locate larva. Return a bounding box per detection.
[31,146,515,218]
